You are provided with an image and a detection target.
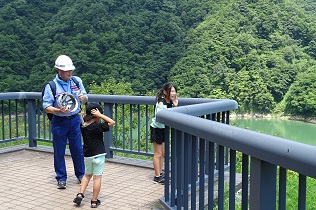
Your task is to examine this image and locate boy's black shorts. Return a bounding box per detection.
[150,126,165,145]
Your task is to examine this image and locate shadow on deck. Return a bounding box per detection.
[0,145,164,210]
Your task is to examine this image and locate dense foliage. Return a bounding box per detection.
[170,0,316,115]
[1,0,316,116]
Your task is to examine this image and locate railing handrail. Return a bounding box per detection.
[0,92,229,105]
[157,105,316,179]
[168,100,238,116]
[0,92,40,100]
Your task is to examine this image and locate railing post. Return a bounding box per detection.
[164,126,170,201]
[28,99,37,147]
[103,103,113,158]
[250,157,277,210]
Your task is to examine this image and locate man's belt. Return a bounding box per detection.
[55,114,78,119]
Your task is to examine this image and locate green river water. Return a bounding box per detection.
[230,118,316,146]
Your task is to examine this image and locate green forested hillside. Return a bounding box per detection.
[0,0,316,116]
[0,0,226,93]
[170,0,316,115]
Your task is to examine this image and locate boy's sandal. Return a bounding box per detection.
[91,199,101,208]
[73,193,84,205]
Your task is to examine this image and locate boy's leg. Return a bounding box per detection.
[73,174,92,205]
[74,157,93,205]
[80,174,92,194]
[91,156,105,207]
[92,176,102,201]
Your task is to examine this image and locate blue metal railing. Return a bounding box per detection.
[0,92,226,158]
[1,92,316,209]
[157,103,316,209]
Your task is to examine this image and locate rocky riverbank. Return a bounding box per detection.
[230,113,316,124]
[288,116,316,124]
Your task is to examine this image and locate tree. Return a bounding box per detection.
[225,69,275,113]
[89,77,134,95]
[284,67,316,117]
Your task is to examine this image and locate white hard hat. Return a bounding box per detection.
[54,55,76,71]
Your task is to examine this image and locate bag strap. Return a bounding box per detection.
[48,80,56,98]
[71,76,80,88]
[42,80,56,103]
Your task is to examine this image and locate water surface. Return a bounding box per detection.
[230,118,316,146]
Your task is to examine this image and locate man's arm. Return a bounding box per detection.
[43,83,72,114]
[45,106,70,114]
[76,76,88,104]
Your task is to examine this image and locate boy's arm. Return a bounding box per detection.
[100,114,115,127]
[91,108,115,127]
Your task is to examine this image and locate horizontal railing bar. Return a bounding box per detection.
[34,138,53,143]
[110,148,154,156]
[0,92,40,100]
[0,137,27,143]
[169,100,238,116]
[0,92,229,106]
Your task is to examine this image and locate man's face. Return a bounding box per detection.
[58,69,73,81]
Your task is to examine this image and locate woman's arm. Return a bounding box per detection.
[173,96,178,107]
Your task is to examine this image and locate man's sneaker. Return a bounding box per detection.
[160,172,165,178]
[57,181,66,189]
[153,176,165,185]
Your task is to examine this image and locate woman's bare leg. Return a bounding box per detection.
[153,142,163,177]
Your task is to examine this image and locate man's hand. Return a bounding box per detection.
[59,106,70,114]
[78,93,87,103]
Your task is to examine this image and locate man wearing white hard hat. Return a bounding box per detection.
[43,55,88,189]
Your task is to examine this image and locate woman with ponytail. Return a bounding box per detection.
[150,82,178,184]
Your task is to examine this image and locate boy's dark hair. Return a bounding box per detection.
[85,102,103,122]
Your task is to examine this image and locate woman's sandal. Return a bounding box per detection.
[73,193,84,205]
[91,199,101,208]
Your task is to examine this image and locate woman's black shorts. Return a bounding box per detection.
[150,126,165,145]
